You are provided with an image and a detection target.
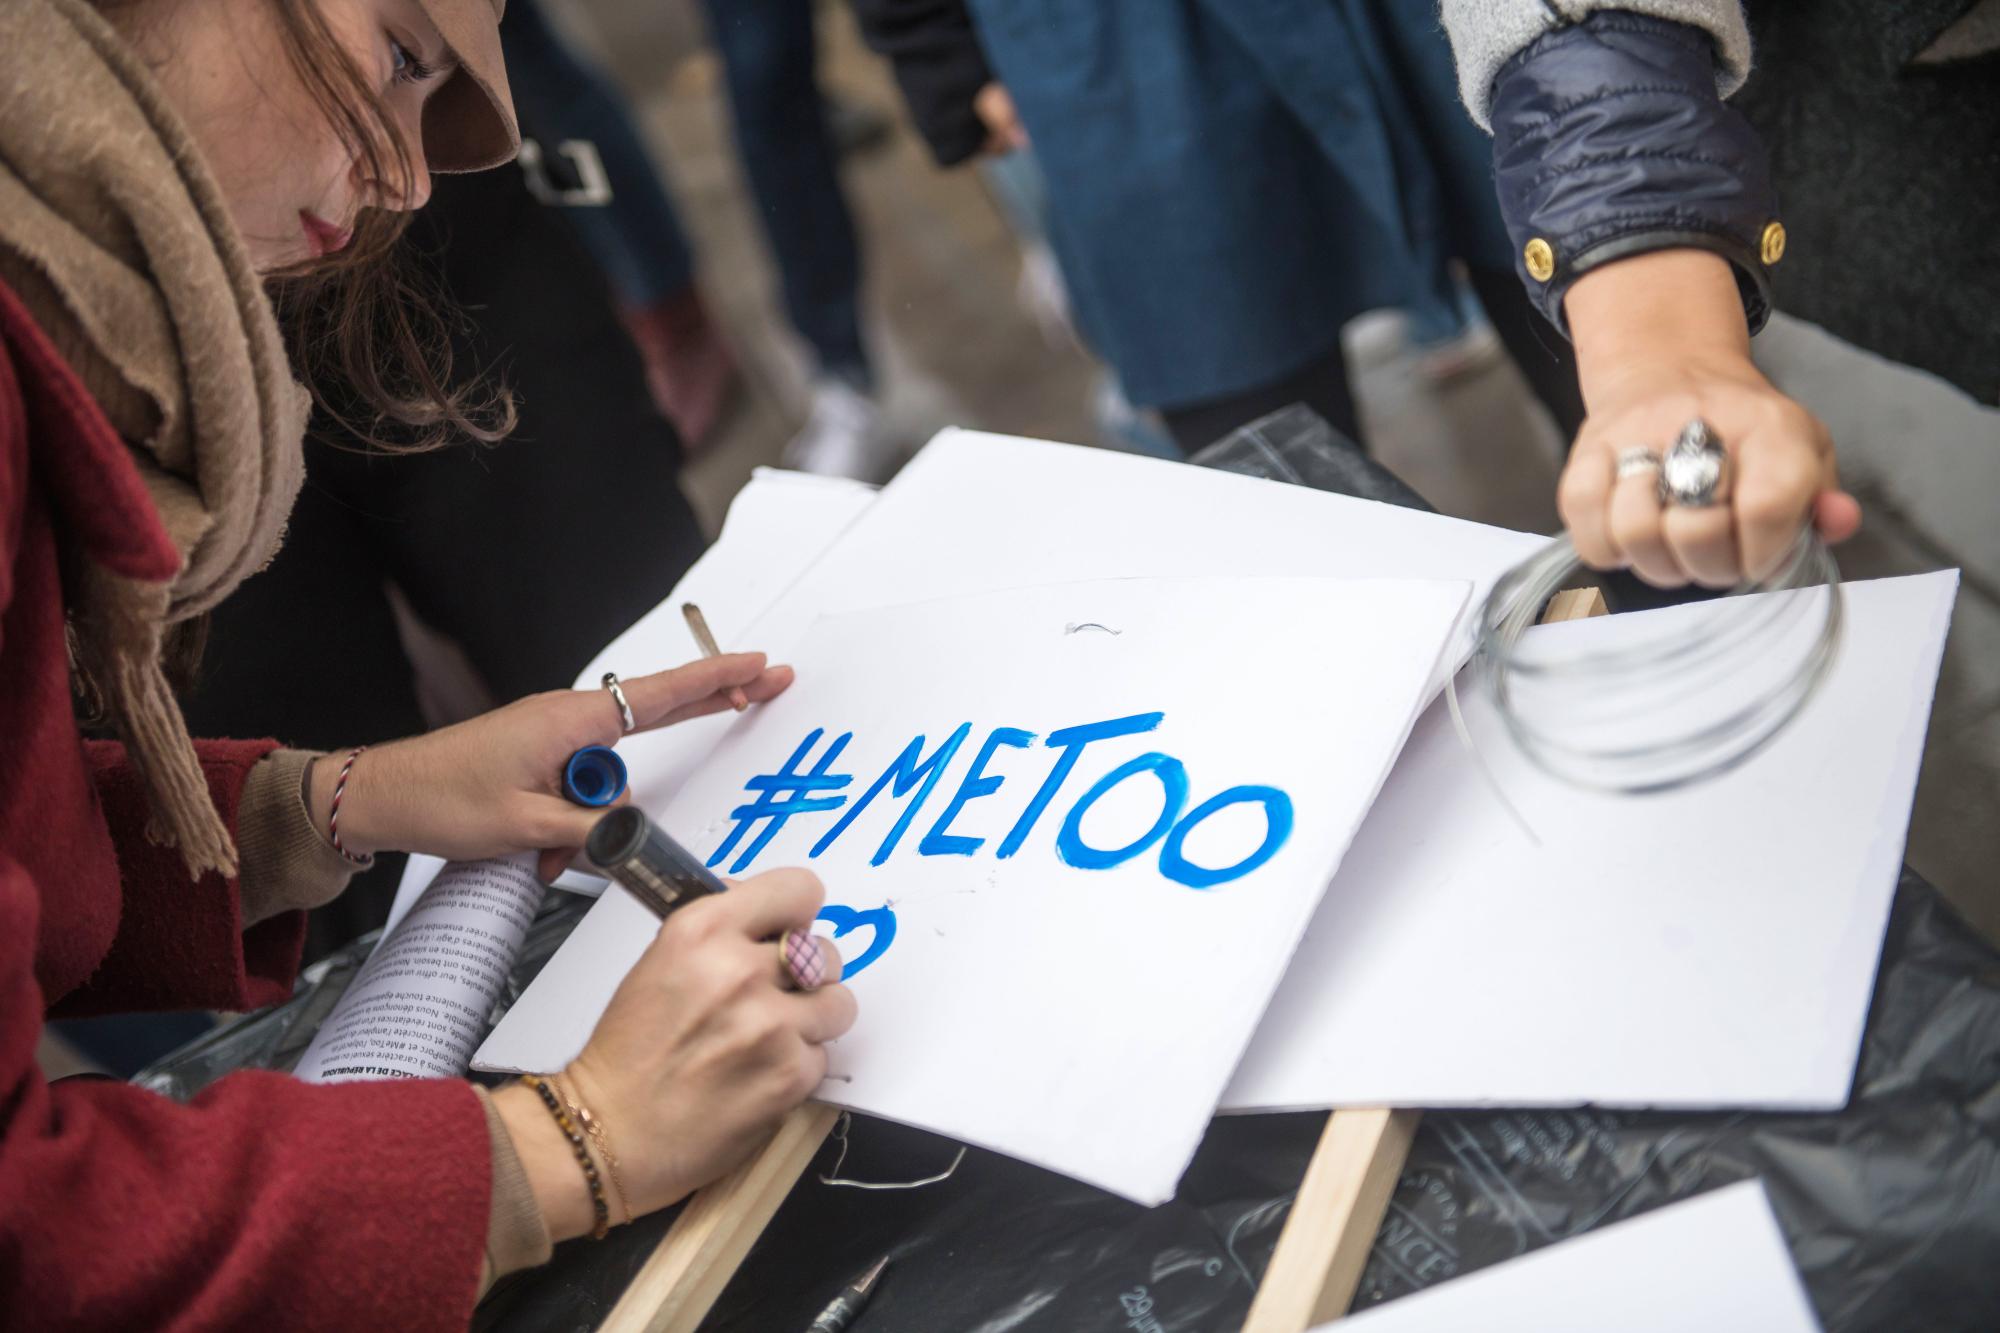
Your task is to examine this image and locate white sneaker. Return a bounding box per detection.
[782,378,901,481]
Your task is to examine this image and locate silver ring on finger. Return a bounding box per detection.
[778,929,827,992]
[601,671,636,734]
[1659,418,1728,509]
[1614,446,1664,483]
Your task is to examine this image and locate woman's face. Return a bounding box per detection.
[115,0,456,273]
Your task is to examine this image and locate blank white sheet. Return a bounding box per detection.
[1327,1181,1821,1332]
[1227,571,1958,1113]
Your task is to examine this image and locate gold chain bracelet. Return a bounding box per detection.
[555,1075,633,1226]
[521,1074,610,1240]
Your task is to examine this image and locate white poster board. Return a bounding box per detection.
[478,575,1468,1203]
[1227,571,1958,1112]
[584,431,1545,824]
[1328,1181,1821,1332]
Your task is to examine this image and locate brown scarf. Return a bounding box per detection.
[0,0,309,878]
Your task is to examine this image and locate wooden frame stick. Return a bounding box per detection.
[1241,583,1608,1333]
[599,1103,842,1333]
[1241,1108,1420,1332]
[602,586,1610,1333]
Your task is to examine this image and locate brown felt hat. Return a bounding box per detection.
[414,0,519,172]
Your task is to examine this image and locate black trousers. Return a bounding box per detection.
[1160,265,1587,456]
[183,167,706,959]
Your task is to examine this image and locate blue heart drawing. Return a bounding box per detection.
[814,903,898,978]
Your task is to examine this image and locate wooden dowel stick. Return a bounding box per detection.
[1240,1108,1420,1333]
[1544,586,1610,623]
[599,1103,841,1333]
[1239,582,1609,1333]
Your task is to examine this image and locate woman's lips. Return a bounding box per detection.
[299,211,352,257]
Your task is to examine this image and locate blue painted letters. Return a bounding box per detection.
[708,728,853,874]
[709,712,1300,979]
[997,712,1165,859]
[1158,786,1295,889]
[807,724,970,866]
[921,727,1036,857]
[1054,753,1188,870]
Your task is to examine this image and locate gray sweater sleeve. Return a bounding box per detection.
[1440,0,1754,127]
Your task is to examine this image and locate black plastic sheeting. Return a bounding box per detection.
[478,415,2000,1330]
[476,870,2000,1333]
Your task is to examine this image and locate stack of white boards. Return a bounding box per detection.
[1322,1181,1823,1332]
[460,430,1955,1216]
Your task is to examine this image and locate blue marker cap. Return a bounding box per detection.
[563,745,629,807]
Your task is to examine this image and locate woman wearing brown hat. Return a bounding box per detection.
[0,0,855,1325]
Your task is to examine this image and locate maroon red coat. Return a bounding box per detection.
[0,279,492,1330]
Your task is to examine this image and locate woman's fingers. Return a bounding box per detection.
[1815,489,1863,544]
[1558,449,1620,569]
[618,654,770,727]
[537,846,575,884]
[792,982,858,1045]
[1660,503,1741,588]
[721,867,826,939]
[1731,433,1825,580]
[1570,414,1845,588]
[643,666,795,732]
[1607,465,1688,587]
[520,795,612,869]
[564,656,792,747]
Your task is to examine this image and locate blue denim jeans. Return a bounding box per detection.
[503,0,696,307]
[503,0,870,383]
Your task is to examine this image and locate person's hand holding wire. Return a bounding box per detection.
[1559,251,1862,588]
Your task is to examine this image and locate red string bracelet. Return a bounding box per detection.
[328,745,370,864]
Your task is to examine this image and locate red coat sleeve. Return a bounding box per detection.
[4,850,491,1330]
[49,739,307,1019]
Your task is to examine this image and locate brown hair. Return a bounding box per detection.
[100,0,515,703]
[261,0,514,452]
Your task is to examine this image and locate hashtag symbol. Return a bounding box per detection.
[707,729,854,875]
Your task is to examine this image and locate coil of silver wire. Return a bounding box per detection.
[1472,423,1846,796]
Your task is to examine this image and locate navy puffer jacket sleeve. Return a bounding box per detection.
[1489,11,1780,336]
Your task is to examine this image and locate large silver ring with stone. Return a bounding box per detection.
[1658,418,1728,508]
[601,671,636,734]
[1614,446,1663,482]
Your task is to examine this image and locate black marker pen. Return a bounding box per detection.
[584,806,726,919]
[803,1255,889,1333]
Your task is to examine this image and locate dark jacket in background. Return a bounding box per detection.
[1478,0,1997,402]
[851,0,995,167]
[185,163,708,958]
[1736,0,1999,404]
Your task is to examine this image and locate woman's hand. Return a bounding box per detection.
[314,653,792,880]
[492,869,856,1238]
[1561,250,1862,587]
[974,82,1028,156]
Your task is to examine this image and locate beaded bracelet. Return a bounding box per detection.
[327,745,370,865]
[556,1075,633,1225]
[522,1074,610,1240]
